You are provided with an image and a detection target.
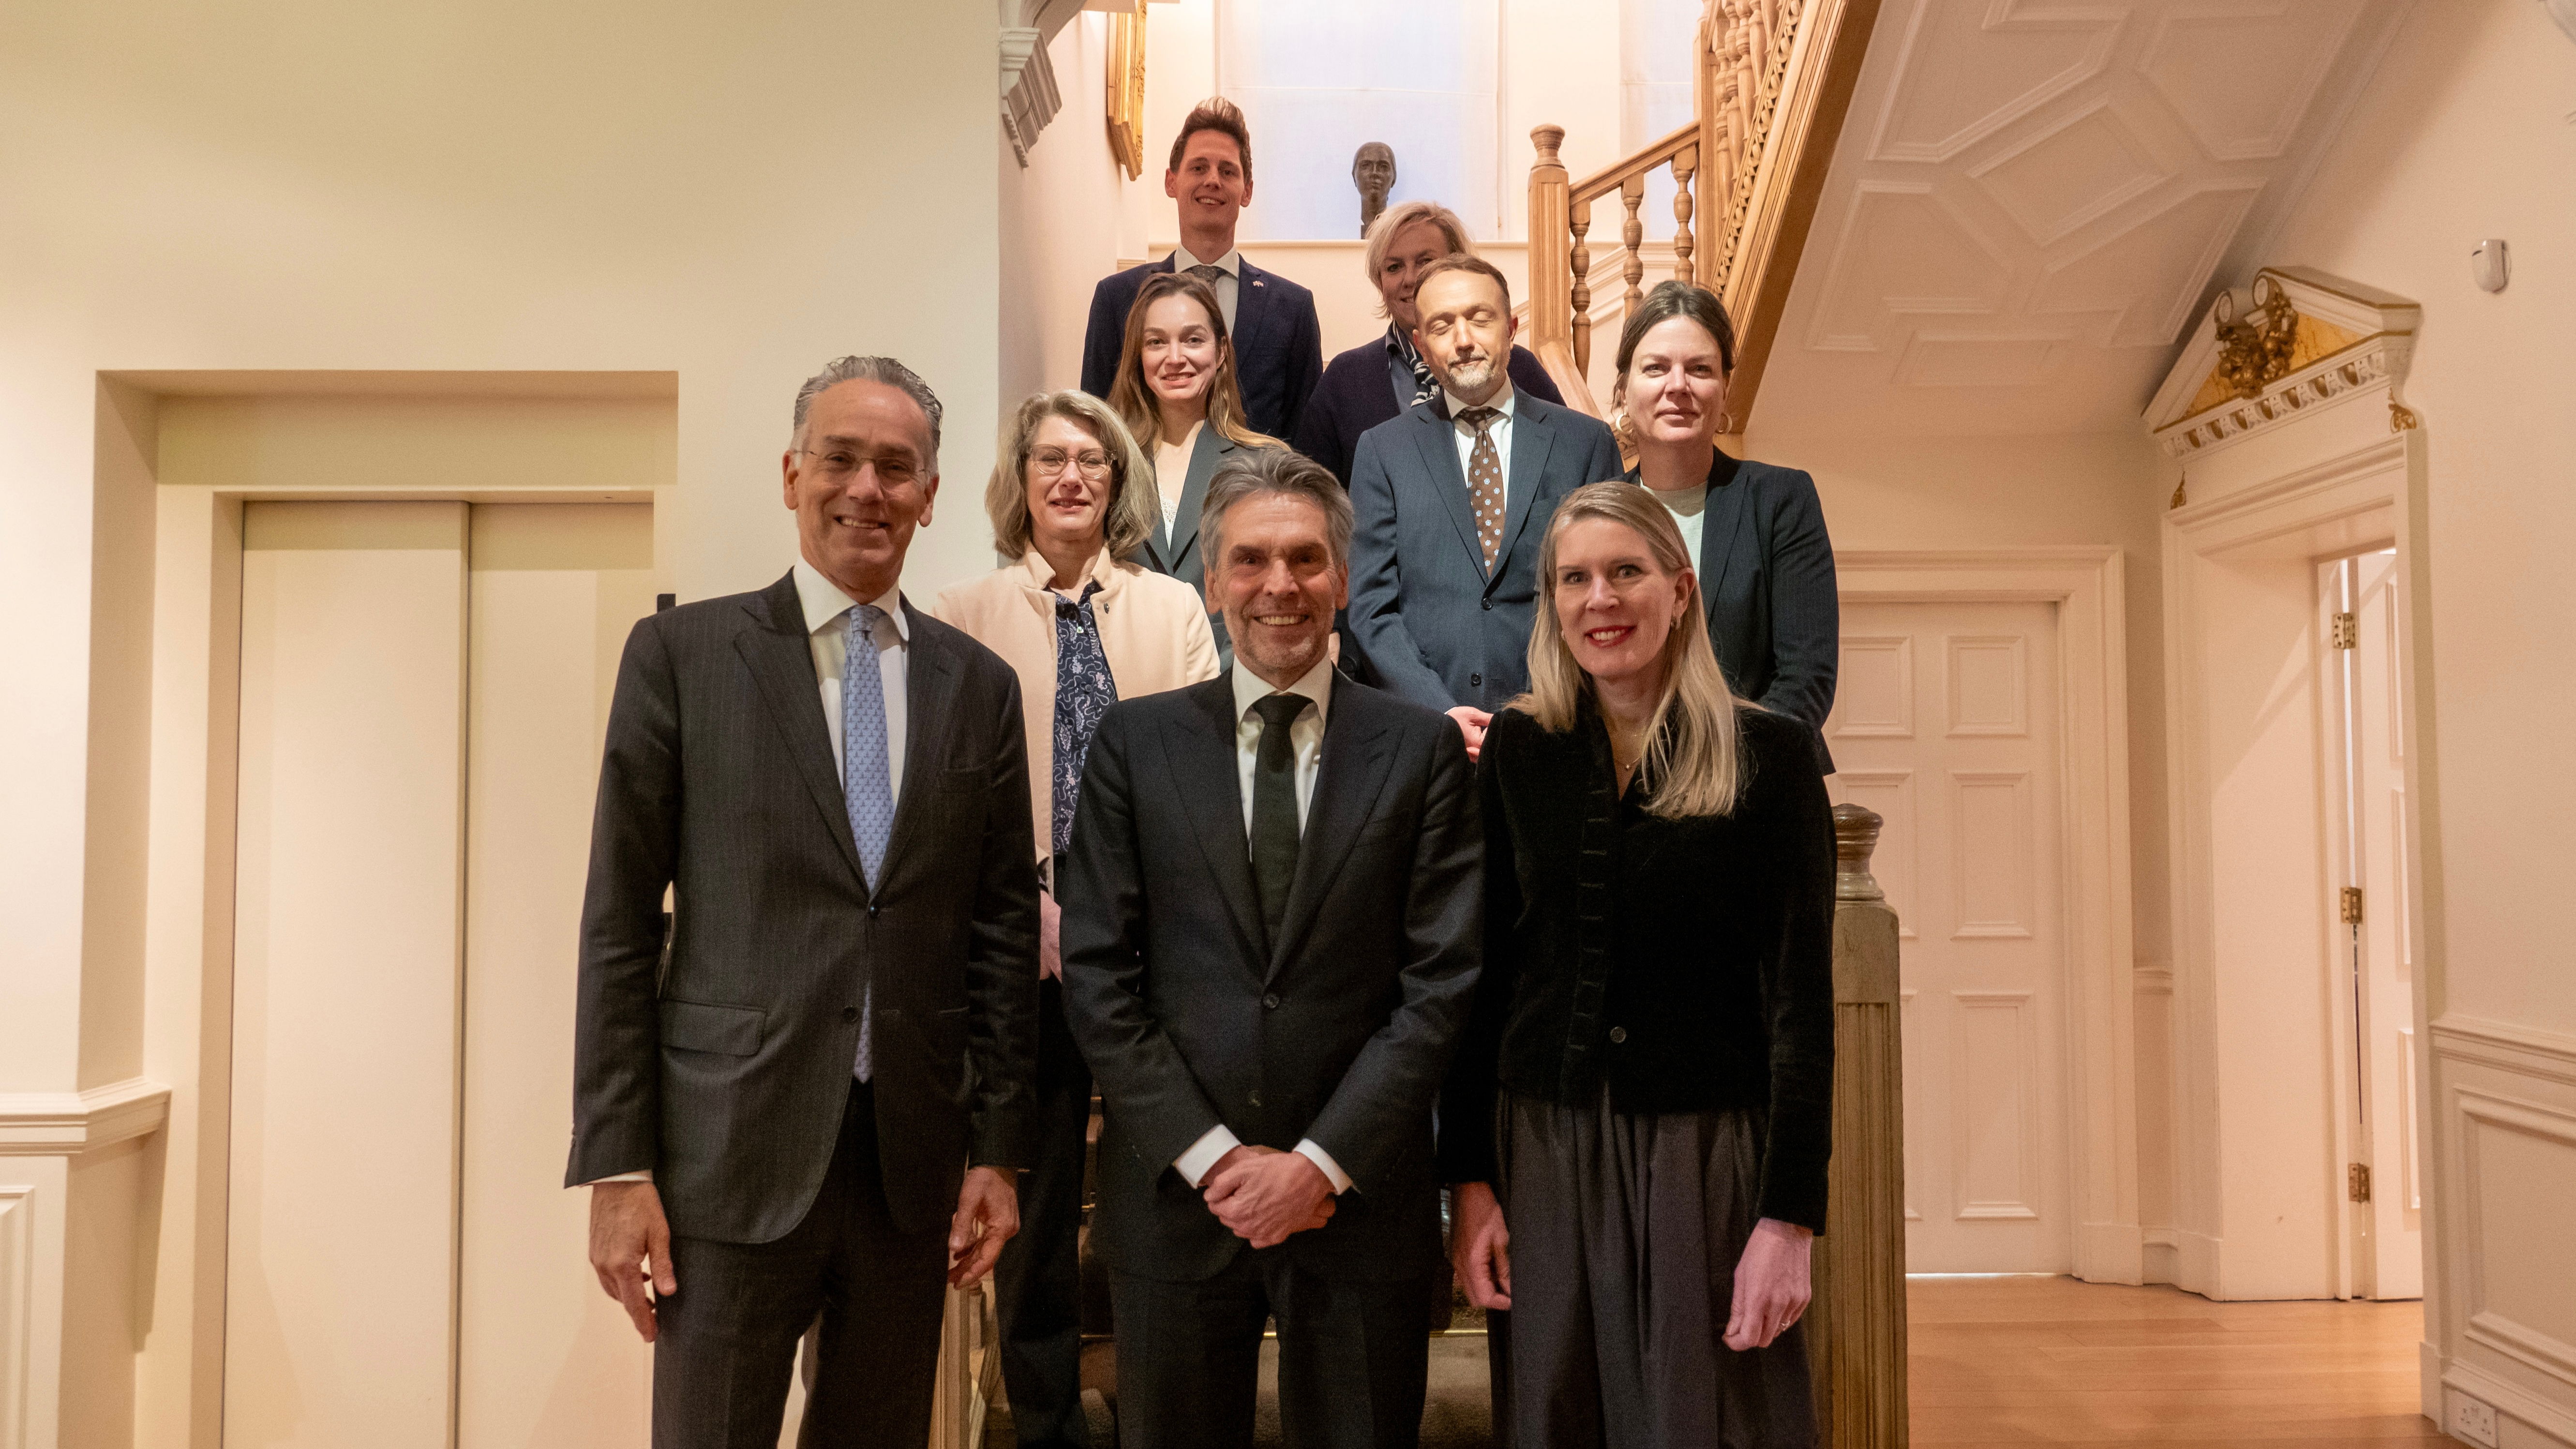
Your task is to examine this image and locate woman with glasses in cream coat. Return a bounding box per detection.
[930,389,1218,1449]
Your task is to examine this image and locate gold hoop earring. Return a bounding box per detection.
[1716,410,1738,435]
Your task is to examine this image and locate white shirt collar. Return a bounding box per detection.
[1230,649,1334,728]
[793,558,908,641]
[1175,244,1243,277]
[1442,379,1517,424]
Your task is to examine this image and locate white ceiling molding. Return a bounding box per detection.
[1001,0,1092,168]
[2546,0,2576,45]
[2142,265,2420,464]
[1757,0,2415,438]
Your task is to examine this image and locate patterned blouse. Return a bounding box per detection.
[1051,580,1119,864]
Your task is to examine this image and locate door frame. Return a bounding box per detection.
[1837,545,2140,1285]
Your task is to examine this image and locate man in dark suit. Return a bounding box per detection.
[1292,198,1565,487]
[1059,448,1482,1449]
[571,355,1039,1449]
[1079,97,1322,442]
[1347,256,1626,758]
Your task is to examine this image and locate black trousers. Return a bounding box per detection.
[653,1081,949,1449]
[1110,1252,1430,1449]
[992,978,1093,1448]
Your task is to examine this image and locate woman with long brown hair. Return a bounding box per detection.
[1108,271,1282,661]
[1439,482,1836,1447]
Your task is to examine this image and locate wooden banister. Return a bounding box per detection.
[1527,0,1879,431]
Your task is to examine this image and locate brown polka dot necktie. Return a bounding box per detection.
[1457,406,1506,572]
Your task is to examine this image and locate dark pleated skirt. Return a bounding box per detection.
[1491,1086,1817,1449]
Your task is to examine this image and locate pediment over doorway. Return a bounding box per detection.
[2143,266,2420,464]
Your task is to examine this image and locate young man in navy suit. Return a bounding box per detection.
[1079,97,1323,443]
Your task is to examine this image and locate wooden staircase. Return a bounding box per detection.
[1523,0,1882,435]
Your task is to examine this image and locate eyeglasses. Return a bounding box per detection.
[1029,448,1112,482]
[799,449,922,488]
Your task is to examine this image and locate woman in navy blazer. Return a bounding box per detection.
[1291,199,1562,487]
[1612,281,1839,770]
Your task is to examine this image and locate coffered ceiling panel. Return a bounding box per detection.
[1755,0,2409,438]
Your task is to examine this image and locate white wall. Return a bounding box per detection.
[2256,2,2576,1436]
[0,1,1003,1441]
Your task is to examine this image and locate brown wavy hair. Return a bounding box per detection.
[1107,272,1279,453]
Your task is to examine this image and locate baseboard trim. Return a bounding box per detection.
[2075,1220,2144,1285]
[2446,1356,2576,1448]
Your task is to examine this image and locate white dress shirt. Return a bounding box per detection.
[581,560,909,1189]
[1173,243,1243,332]
[1169,652,1354,1196]
[1648,480,1709,567]
[1443,379,1519,507]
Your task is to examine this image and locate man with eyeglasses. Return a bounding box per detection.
[569,355,1040,1448]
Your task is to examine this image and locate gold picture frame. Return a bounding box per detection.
[1107,10,1147,181]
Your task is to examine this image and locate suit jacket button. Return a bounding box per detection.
[1263,993,1280,1010]
[868,904,879,917]
[1249,1090,1264,1108]
[1469,672,1483,687]
[1482,597,1494,611]
[842,1006,859,1024]
[1608,1026,1627,1044]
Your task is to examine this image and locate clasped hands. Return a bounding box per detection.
[1198,1144,1335,1249]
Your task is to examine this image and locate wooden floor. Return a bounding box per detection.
[1910,1275,2450,1449]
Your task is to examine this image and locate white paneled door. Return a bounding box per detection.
[1827,601,2071,1273]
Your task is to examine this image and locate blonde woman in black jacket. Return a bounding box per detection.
[1439,481,1836,1448]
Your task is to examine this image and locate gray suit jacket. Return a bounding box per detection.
[1132,426,1264,666]
[567,572,1040,1244]
[1059,675,1482,1283]
[1346,394,1626,713]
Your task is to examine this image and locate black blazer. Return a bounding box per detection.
[1059,675,1482,1283]
[1347,393,1626,714]
[1080,253,1324,442]
[1292,337,1563,487]
[1437,701,1836,1232]
[1628,450,1840,771]
[568,573,1040,1244]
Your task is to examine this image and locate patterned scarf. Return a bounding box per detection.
[1389,323,1441,408]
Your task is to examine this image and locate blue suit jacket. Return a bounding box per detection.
[1079,253,1324,442]
[1626,451,1840,771]
[1348,394,1625,714]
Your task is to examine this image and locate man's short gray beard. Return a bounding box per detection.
[1445,355,1498,396]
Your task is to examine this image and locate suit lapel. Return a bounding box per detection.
[1494,399,1560,587]
[878,600,958,894]
[1409,409,1487,577]
[1265,698,1397,981]
[1168,427,1230,575]
[1699,451,1754,624]
[1165,682,1269,971]
[734,574,869,890]
[1233,257,1271,355]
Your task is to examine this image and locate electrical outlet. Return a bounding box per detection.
[2449,1391,2498,1448]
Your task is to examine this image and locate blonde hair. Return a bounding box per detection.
[1106,272,1280,453]
[1362,200,1474,317]
[1513,481,1745,818]
[984,391,1157,563]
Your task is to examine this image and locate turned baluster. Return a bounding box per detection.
[1670,143,1698,289]
[1571,196,1594,379]
[1619,172,1647,317]
[1808,803,1912,1449]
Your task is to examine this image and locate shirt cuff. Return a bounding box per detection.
[1173,1125,1242,1189]
[1294,1139,1353,1195]
[583,1170,653,1185]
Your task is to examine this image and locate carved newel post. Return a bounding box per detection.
[1808,803,1910,1449]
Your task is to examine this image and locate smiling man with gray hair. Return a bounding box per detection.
[570,354,1039,1448]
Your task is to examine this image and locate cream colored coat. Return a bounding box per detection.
[930,548,1221,875]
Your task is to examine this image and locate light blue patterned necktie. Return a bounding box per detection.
[843,603,896,1081]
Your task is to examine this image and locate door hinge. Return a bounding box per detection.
[2331,611,2360,649]
[2348,1162,2372,1202]
[2340,886,2365,924]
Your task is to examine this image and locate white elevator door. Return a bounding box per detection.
[1827,600,2071,1273]
[227,501,656,1449]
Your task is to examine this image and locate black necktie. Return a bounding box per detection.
[1249,694,1307,940]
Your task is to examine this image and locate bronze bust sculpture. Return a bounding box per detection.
[1353,142,1395,238]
